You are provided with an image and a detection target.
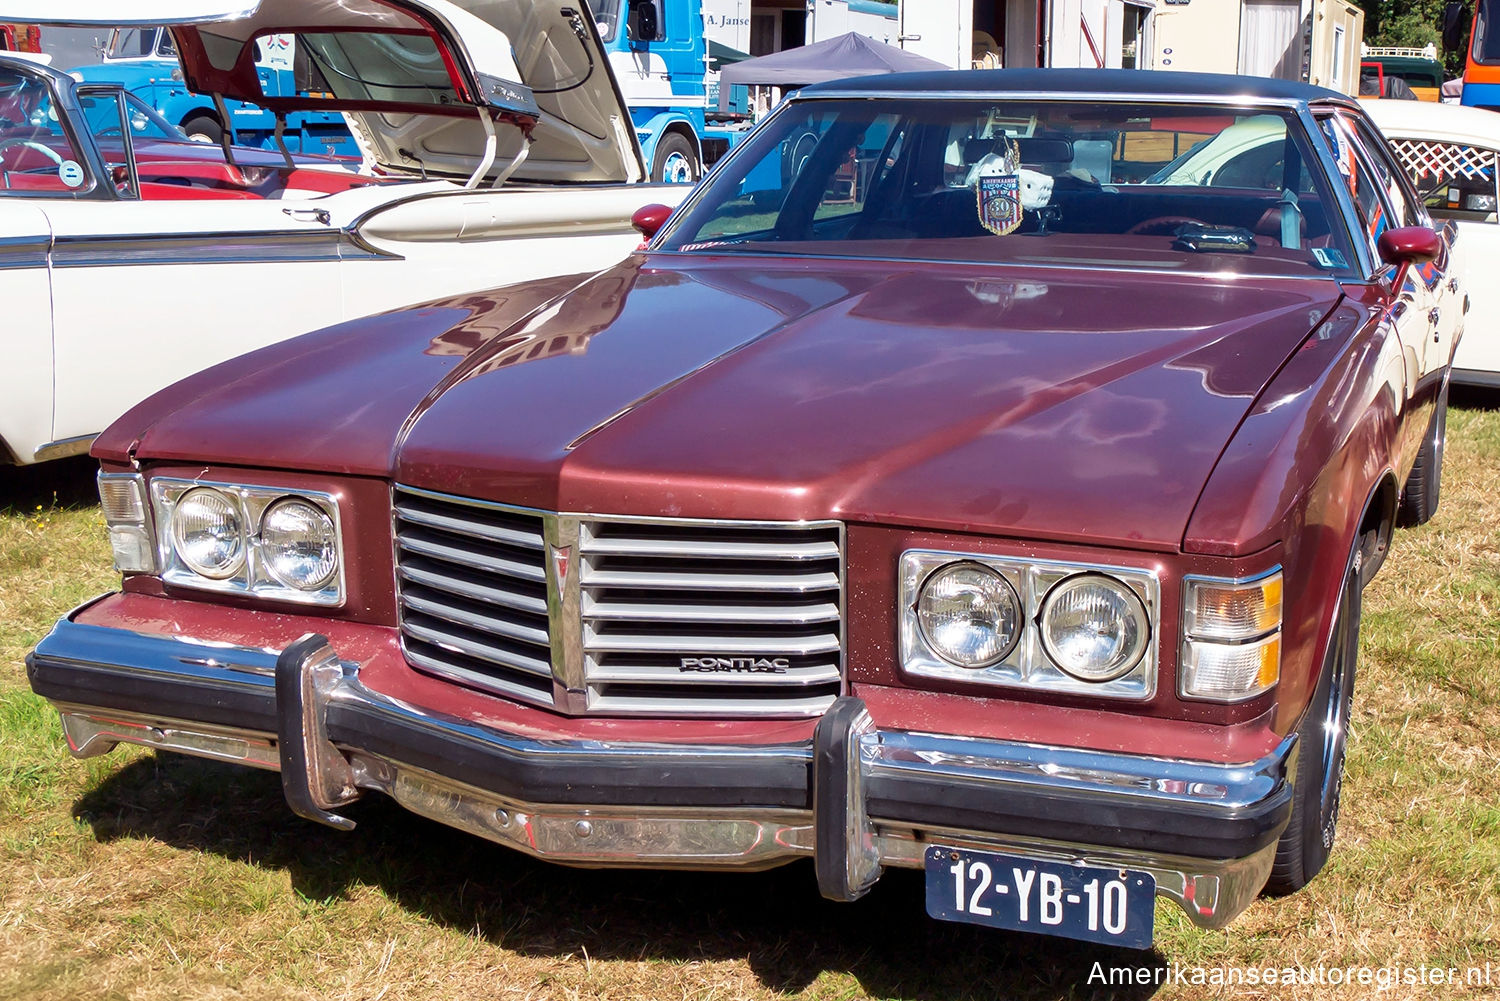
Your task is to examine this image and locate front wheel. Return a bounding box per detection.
[180,114,224,145]
[651,133,698,184]
[1397,380,1448,527]
[1265,541,1363,894]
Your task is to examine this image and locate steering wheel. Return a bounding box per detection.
[0,137,64,167]
[1125,215,1207,237]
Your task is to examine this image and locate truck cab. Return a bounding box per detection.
[72,26,357,156]
[592,0,714,182]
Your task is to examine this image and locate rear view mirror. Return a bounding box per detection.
[1378,226,1442,266]
[1443,2,1468,54]
[631,0,660,42]
[632,202,673,240]
[1016,138,1073,166]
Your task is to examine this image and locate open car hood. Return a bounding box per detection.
[7,0,642,183]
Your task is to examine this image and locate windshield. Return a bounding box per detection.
[658,98,1358,277]
[587,0,622,42]
[1478,0,1500,64]
[107,28,172,60]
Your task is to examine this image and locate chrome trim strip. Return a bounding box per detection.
[797,89,1316,108]
[33,615,1294,927]
[0,233,49,270]
[863,729,1296,810]
[49,230,394,268]
[33,433,97,463]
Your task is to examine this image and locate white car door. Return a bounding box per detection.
[42,195,346,444]
[0,201,54,463]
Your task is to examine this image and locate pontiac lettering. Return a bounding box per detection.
[679,657,790,674]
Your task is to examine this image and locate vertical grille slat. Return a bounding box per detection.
[580,519,843,716]
[394,485,844,718]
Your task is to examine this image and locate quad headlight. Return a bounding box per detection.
[916,562,1022,668]
[170,487,247,579]
[1039,574,1150,682]
[144,477,344,606]
[901,550,1158,699]
[259,498,339,590]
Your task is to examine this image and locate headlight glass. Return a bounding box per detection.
[169,487,245,579]
[260,499,339,590]
[917,562,1021,667]
[1039,574,1150,682]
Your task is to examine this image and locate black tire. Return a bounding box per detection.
[1396,380,1448,527]
[1265,542,1363,895]
[180,114,224,145]
[651,133,698,184]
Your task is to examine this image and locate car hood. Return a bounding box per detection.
[109,258,1344,551]
[9,0,641,184]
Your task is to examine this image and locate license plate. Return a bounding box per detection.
[924,845,1155,949]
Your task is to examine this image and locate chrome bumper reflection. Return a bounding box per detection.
[33,615,1295,929]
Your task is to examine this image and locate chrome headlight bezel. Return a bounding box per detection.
[900,549,1159,700]
[150,477,345,607]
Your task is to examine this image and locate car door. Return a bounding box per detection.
[1323,111,1441,469]
[0,200,55,463]
[1343,111,1459,379]
[41,87,345,445]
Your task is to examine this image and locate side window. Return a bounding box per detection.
[0,71,90,196]
[1345,115,1422,228]
[1317,115,1395,258]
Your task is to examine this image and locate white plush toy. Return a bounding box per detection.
[965,152,1054,210]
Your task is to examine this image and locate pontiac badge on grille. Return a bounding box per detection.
[680,657,790,673]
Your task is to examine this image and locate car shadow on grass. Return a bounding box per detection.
[0,456,98,511]
[74,752,1167,1001]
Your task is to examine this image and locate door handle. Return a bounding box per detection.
[283,207,331,225]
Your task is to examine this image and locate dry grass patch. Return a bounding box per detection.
[3,410,1500,999]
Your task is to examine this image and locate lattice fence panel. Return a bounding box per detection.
[1387,138,1498,185]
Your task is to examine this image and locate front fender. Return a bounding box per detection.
[1185,286,1403,734]
[158,92,216,127]
[634,112,701,165]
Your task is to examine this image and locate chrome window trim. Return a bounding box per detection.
[150,476,346,607]
[644,248,1350,282]
[899,548,1160,701]
[391,484,846,717]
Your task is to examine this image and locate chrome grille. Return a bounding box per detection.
[579,519,844,715]
[394,487,555,706]
[392,485,844,717]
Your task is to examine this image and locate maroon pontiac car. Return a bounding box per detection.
[29,70,1461,949]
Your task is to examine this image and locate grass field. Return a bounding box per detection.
[2,399,1499,1001]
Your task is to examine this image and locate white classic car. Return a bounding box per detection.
[1,0,685,465]
[1365,98,1500,388]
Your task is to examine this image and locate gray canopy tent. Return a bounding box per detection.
[717,32,947,111]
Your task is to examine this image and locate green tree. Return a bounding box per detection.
[1358,0,1465,74]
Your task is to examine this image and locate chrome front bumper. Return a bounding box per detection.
[28,614,1296,931]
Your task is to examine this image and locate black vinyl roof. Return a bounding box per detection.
[799,68,1351,105]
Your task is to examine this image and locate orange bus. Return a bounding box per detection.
[1447,1,1500,110]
